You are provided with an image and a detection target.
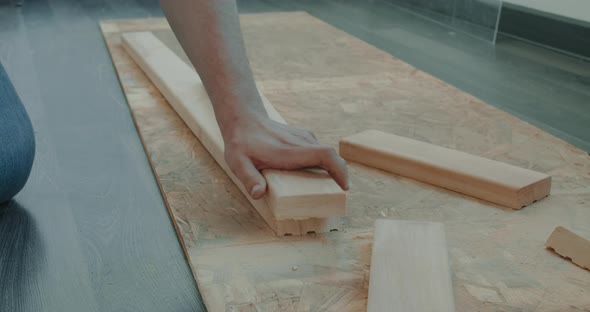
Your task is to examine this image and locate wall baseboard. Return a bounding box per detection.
[498,3,590,59]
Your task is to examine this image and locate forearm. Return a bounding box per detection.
[161,0,265,139]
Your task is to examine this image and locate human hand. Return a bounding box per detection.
[221,113,349,199]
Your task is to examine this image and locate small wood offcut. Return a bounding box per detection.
[546,226,590,271]
[340,130,552,209]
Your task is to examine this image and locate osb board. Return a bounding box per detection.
[100,13,590,312]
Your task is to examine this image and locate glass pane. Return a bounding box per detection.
[382,0,503,42]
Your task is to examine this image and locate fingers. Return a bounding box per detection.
[278,146,349,190]
[317,147,349,190]
[228,154,267,199]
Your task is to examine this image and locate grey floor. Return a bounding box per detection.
[0,0,588,311]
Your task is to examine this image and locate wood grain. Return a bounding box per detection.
[367,220,455,312]
[100,13,590,312]
[545,226,590,271]
[340,130,551,209]
[121,32,345,229]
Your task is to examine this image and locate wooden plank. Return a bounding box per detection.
[121,31,345,234]
[340,130,551,209]
[367,220,455,312]
[545,226,590,271]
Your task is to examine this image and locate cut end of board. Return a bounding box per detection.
[264,169,346,220]
[515,175,551,209]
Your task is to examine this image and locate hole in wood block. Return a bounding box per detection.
[330,229,339,232]
[307,231,316,234]
[284,233,293,236]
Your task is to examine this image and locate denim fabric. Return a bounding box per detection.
[0,62,35,203]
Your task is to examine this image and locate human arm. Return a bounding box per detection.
[160,0,348,199]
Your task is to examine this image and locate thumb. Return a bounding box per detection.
[231,155,267,199]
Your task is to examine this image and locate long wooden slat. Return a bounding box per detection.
[340,130,551,209]
[121,31,345,234]
[367,220,455,312]
[545,226,590,271]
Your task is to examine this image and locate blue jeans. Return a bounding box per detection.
[0,62,35,204]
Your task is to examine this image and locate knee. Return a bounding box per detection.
[0,63,35,203]
[0,116,35,205]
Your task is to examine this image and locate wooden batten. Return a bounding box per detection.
[121,31,345,235]
[340,130,551,209]
[367,219,455,312]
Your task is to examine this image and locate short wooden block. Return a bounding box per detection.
[545,226,590,271]
[367,219,455,312]
[264,168,347,220]
[340,130,551,209]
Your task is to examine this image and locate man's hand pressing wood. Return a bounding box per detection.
[222,113,349,198]
[161,0,349,199]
